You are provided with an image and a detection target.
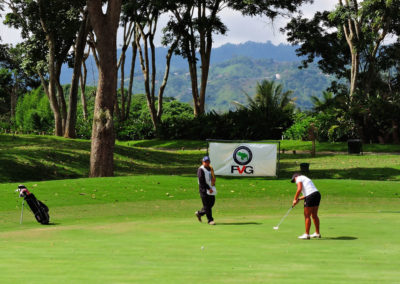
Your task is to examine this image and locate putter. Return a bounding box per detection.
[273,206,293,230]
[20,199,25,224]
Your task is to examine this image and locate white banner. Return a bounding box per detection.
[209,142,277,177]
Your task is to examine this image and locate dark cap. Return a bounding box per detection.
[202,156,210,162]
[291,173,300,183]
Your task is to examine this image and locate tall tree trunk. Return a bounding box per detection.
[55,64,67,133]
[80,57,89,120]
[65,10,90,138]
[157,39,179,120]
[38,70,63,136]
[198,29,213,114]
[339,0,360,100]
[114,90,121,121]
[38,47,63,136]
[125,36,138,121]
[10,75,18,119]
[186,26,201,116]
[179,1,220,116]
[171,6,201,116]
[119,51,126,120]
[38,0,63,136]
[117,21,134,121]
[87,0,121,177]
[136,22,160,133]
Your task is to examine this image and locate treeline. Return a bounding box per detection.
[283,0,400,144]
[0,0,311,177]
[1,0,400,178]
[8,80,294,141]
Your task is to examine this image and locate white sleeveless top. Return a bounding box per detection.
[296,175,318,197]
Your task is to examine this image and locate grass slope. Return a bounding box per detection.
[1,135,399,183]
[0,177,400,283]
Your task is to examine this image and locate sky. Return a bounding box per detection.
[0,1,337,48]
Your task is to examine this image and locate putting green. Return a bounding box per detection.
[0,176,399,283]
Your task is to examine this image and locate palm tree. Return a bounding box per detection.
[232,80,294,113]
[232,80,295,139]
[311,91,335,112]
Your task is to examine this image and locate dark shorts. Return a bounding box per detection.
[304,191,321,207]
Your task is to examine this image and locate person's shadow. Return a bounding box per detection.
[317,236,357,240]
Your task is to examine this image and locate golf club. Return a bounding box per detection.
[20,199,24,224]
[273,205,293,230]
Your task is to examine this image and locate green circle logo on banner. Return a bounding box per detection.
[233,146,253,165]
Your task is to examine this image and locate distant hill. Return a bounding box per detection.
[61,41,332,111]
[128,56,333,111]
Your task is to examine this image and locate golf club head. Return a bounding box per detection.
[273,226,279,230]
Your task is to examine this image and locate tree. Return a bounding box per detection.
[248,80,294,112]
[64,9,91,138]
[123,0,180,134]
[3,0,86,136]
[0,44,40,123]
[310,91,336,113]
[331,0,399,99]
[0,68,12,116]
[116,3,136,122]
[284,0,400,142]
[233,80,295,138]
[164,0,311,116]
[87,0,122,177]
[79,51,90,120]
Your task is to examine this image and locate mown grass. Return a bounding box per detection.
[1,134,399,183]
[0,176,400,283]
[127,138,400,152]
[1,135,400,283]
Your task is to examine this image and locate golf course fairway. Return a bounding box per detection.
[0,176,399,283]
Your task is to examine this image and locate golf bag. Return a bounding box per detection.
[17,185,50,225]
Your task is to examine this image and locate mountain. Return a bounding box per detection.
[60,41,331,111]
[127,56,332,111]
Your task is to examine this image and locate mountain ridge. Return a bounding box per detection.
[60,41,331,111]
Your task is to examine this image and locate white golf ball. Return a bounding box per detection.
[201,246,204,250]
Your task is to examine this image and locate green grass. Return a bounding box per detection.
[127,138,400,153]
[1,134,400,183]
[1,135,400,282]
[122,139,208,150]
[0,176,400,283]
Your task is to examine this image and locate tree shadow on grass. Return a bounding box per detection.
[318,236,357,241]
[0,139,203,182]
[217,222,262,226]
[114,145,202,175]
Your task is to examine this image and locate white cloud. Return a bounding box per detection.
[2,1,338,48]
[213,10,287,47]
[0,11,23,45]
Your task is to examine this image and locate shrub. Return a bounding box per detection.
[283,113,316,140]
[15,87,53,133]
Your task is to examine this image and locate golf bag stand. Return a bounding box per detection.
[17,185,50,225]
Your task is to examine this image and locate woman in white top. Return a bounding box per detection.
[291,173,321,239]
